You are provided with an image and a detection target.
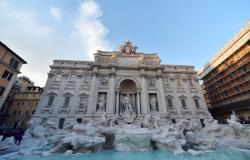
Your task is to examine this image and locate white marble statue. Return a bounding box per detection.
[122,95,134,115]
[150,95,158,112]
[97,94,106,112]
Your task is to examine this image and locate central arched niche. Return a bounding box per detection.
[118,79,138,114]
[119,79,137,92]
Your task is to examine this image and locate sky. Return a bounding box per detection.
[0,0,249,87]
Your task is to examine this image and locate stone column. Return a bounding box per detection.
[136,92,141,114]
[106,73,116,113]
[87,68,97,113]
[157,70,167,113]
[116,92,119,114]
[141,72,149,113]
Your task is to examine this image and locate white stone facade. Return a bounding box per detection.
[33,41,210,127]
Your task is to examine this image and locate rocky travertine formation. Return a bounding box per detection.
[1,113,250,156]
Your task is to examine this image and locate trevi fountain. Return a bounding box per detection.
[1,41,250,159]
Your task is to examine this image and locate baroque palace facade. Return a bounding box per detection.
[34,41,209,128]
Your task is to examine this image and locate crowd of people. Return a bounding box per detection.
[0,128,25,145]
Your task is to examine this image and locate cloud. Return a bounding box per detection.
[74,0,112,59]
[0,0,112,87]
[0,1,55,86]
[50,7,62,22]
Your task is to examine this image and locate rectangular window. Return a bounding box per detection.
[64,97,70,107]
[0,86,5,96]
[2,70,13,81]
[242,65,247,72]
[235,87,240,93]
[59,118,65,129]
[48,96,54,106]
[194,99,200,109]
[167,98,173,109]
[9,58,19,69]
[181,99,187,110]
[77,118,82,124]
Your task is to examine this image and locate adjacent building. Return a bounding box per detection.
[198,21,250,123]
[33,41,209,129]
[0,41,27,110]
[6,86,43,129]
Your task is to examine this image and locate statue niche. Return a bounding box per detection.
[97,93,107,112]
[149,93,158,112]
[119,79,137,114]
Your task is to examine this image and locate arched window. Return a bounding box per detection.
[63,93,73,108]
[192,95,201,109]
[47,92,57,107]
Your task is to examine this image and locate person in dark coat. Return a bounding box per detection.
[14,128,25,145]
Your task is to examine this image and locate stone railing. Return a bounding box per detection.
[41,105,54,113]
[181,110,192,115]
[75,108,87,114]
[58,106,71,114]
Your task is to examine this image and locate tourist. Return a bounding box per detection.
[14,128,24,145]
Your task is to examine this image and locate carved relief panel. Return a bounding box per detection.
[147,77,156,88]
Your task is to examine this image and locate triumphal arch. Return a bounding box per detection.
[34,41,210,128]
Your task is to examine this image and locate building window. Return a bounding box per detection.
[47,96,55,106]
[13,110,17,115]
[194,99,200,109]
[21,121,25,126]
[171,119,176,124]
[241,65,247,72]
[224,91,228,97]
[181,99,187,110]
[167,98,173,110]
[63,96,70,107]
[59,118,65,129]
[77,118,82,124]
[55,74,61,81]
[0,86,5,96]
[32,110,35,115]
[25,110,29,115]
[9,58,19,69]
[235,86,240,93]
[69,74,76,82]
[2,70,13,81]
[18,110,21,115]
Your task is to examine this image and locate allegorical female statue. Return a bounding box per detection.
[97,94,106,112]
[150,95,158,112]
